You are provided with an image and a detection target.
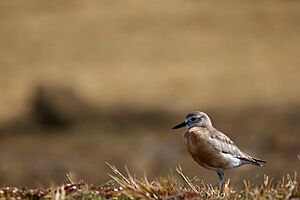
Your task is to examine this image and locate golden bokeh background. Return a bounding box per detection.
[0,0,299,187]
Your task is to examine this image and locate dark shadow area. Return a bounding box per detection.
[2,85,300,135]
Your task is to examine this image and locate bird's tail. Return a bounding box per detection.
[239,156,266,166]
[251,157,266,166]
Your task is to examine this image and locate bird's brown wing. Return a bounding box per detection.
[208,127,265,166]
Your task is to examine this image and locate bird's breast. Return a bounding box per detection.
[183,128,213,155]
[183,128,230,170]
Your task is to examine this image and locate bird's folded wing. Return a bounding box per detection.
[208,128,248,159]
[209,128,265,165]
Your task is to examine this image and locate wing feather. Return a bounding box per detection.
[207,127,265,166]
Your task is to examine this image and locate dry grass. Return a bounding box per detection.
[0,164,299,200]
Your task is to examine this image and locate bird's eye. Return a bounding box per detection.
[190,117,196,121]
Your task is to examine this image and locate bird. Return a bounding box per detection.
[172,111,266,190]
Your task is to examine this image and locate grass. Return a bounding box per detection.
[0,164,298,200]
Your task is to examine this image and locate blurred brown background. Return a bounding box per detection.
[0,0,299,188]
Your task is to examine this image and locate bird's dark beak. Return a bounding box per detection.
[172,121,186,129]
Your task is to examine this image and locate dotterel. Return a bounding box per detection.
[173,111,266,190]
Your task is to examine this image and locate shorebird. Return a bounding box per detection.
[173,111,266,190]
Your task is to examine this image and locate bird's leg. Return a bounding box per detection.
[217,170,225,191]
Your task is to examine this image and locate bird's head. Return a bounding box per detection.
[172,111,212,129]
